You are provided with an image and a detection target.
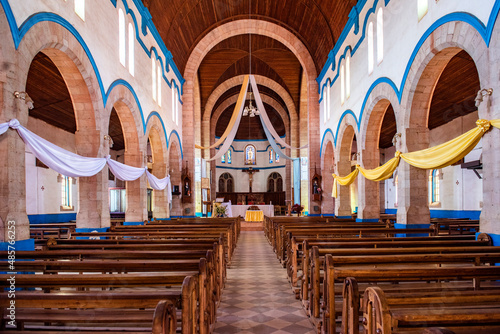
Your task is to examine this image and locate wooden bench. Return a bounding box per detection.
[0,273,199,334]
[0,291,177,333]
[323,260,500,334]
[362,286,500,334]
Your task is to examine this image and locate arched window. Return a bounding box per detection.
[227,149,232,164]
[346,55,351,99]
[151,56,156,102]
[268,172,283,192]
[327,80,331,120]
[367,22,374,74]
[394,173,398,207]
[157,64,162,106]
[429,169,441,204]
[377,8,384,64]
[128,23,135,75]
[75,0,85,20]
[275,152,279,163]
[269,148,273,164]
[61,175,73,209]
[340,64,345,105]
[418,0,428,21]
[171,84,175,122]
[245,145,256,165]
[221,153,225,163]
[118,9,125,66]
[219,173,234,193]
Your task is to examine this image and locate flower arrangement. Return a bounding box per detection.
[215,204,227,217]
[291,204,304,214]
[317,188,322,193]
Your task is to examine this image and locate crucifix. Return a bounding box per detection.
[242,167,259,193]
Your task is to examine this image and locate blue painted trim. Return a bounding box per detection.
[319,128,334,157]
[146,111,169,148]
[215,136,286,142]
[123,221,144,225]
[337,216,353,219]
[155,218,172,221]
[168,130,183,159]
[385,209,397,214]
[394,223,431,229]
[334,110,358,147]
[215,165,286,170]
[170,215,197,219]
[28,213,77,224]
[430,210,481,220]
[0,238,35,251]
[356,218,379,222]
[357,77,399,131]
[107,79,146,132]
[308,214,322,217]
[195,212,203,217]
[322,214,336,217]
[75,227,109,239]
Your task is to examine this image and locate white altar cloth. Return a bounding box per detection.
[229,205,274,218]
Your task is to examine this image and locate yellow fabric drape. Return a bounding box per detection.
[358,154,401,182]
[331,119,496,198]
[400,119,489,169]
[195,75,249,150]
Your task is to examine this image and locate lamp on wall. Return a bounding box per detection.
[475,88,493,107]
[13,91,34,110]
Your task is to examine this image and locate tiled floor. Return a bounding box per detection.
[214,231,315,334]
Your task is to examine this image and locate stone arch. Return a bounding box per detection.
[145,115,169,219]
[321,138,335,215]
[168,139,182,217]
[16,20,107,229]
[397,20,488,225]
[184,19,319,214]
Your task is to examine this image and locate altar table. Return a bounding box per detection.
[245,210,264,222]
[230,205,274,218]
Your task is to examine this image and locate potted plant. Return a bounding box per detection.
[215,204,227,218]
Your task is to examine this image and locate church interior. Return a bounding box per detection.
[1,0,500,333]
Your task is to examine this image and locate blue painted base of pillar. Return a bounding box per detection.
[123,221,144,226]
[356,218,380,222]
[0,238,35,251]
[394,223,431,237]
[75,227,109,239]
[337,216,352,219]
[476,232,500,246]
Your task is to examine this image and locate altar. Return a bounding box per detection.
[230,204,274,218]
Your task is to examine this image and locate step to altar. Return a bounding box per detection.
[241,221,263,231]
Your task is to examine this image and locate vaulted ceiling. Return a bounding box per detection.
[142,0,357,139]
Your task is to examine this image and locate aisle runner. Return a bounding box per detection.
[215,231,315,334]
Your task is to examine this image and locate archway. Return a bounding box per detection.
[321,140,335,215]
[169,140,182,217]
[336,123,357,217]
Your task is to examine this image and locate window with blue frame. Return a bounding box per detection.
[227,149,232,164]
[245,145,256,165]
[275,152,279,163]
[221,153,225,163]
[430,169,440,203]
[269,149,273,163]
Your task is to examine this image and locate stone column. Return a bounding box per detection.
[75,129,109,228]
[124,151,147,222]
[0,84,29,241]
[335,158,352,217]
[357,149,380,221]
[397,127,430,225]
[152,162,169,219]
[478,90,500,234]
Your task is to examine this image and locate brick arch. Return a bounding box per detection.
[146,117,169,219]
[210,93,290,143]
[15,21,107,228]
[17,21,103,132]
[400,21,488,137]
[203,75,297,121]
[185,19,319,213]
[321,139,335,215]
[105,85,144,153]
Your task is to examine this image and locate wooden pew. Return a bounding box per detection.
[1,292,177,333]
[362,286,500,334]
[323,260,500,334]
[0,273,199,334]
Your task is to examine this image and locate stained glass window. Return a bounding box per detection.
[245,145,256,165]
[269,149,273,163]
[227,149,232,164]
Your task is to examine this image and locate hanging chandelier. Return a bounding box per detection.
[243,91,260,117]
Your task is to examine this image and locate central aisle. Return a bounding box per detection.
[214,231,315,334]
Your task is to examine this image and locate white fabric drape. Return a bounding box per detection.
[249,75,308,150]
[206,78,249,161]
[107,156,145,181]
[1,119,172,199]
[0,121,9,135]
[14,119,107,178]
